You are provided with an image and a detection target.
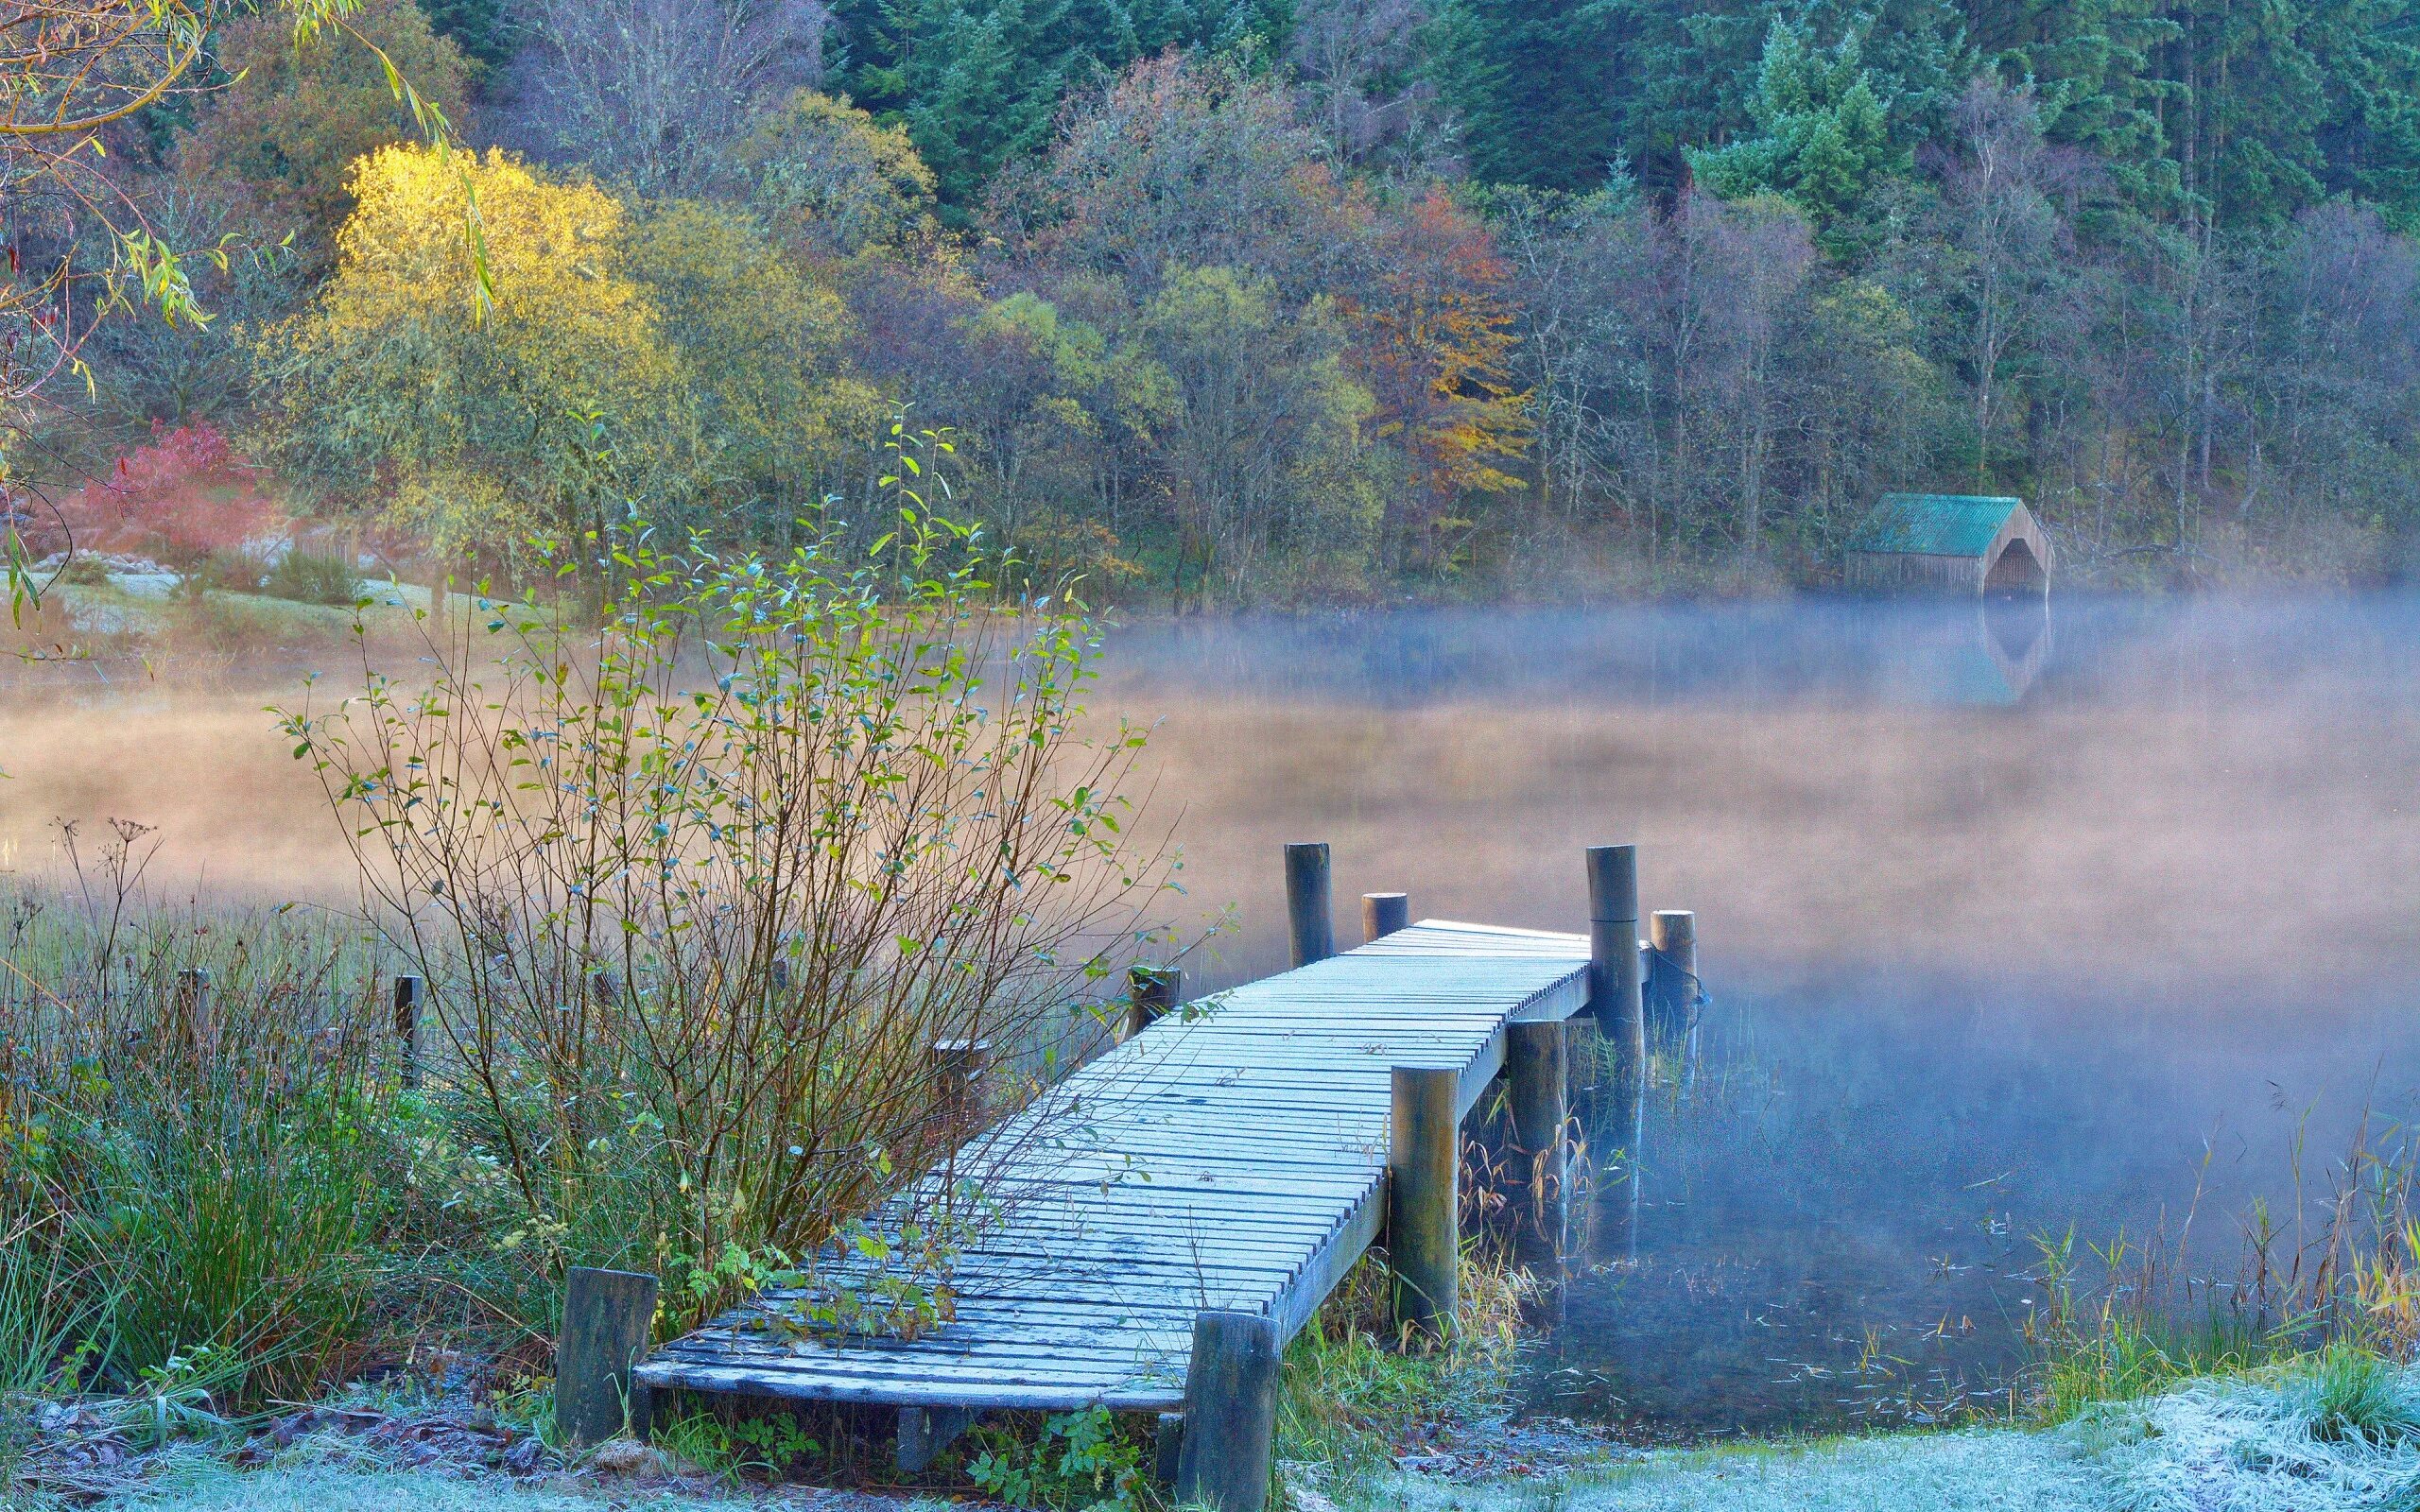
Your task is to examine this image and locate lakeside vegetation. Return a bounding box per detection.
[10,9,2420,1512]
[12,0,2420,608]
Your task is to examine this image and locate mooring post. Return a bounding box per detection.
[931,1037,993,1130]
[1389,1065,1460,1338]
[1361,891,1409,942]
[1648,910,1699,1042]
[1587,846,1646,1265]
[1506,1021,1568,1269]
[557,1266,659,1447]
[1284,841,1336,967]
[1174,1311,1281,1512]
[1126,965,1182,1040]
[392,974,425,1091]
[1585,846,1645,1060]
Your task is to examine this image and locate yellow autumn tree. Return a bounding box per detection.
[619,199,884,514]
[259,145,700,560]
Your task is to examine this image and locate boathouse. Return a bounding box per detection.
[1843,493,2051,595]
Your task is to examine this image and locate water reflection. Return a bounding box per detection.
[9,593,2419,1437]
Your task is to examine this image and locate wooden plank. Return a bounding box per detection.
[637,921,1592,1417]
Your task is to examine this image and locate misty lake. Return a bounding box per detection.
[6,593,2420,1439]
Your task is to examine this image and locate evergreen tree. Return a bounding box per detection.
[1602,0,1967,198]
[1429,0,1622,190]
[419,0,510,66]
[830,0,1288,214]
[1686,18,1909,221]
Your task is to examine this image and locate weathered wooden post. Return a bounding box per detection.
[931,1037,992,1130]
[1152,1410,1187,1488]
[1284,842,1336,967]
[1647,910,1699,1041]
[392,974,424,1091]
[557,1266,659,1446]
[1361,891,1409,942]
[1506,1021,1567,1269]
[1587,846,1645,1264]
[1174,1310,1281,1512]
[1126,965,1182,1040]
[1388,1065,1459,1338]
[897,1406,975,1472]
[1585,846,1644,1064]
[172,968,213,1057]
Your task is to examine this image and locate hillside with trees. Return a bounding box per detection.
[9,0,2420,602]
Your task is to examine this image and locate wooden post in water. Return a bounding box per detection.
[1648,910,1698,1042]
[1585,846,1644,1057]
[557,1266,659,1446]
[1506,1021,1567,1269]
[1388,1065,1460,1338]
[1361,891,1409,942]
[1586,846,1645,1263]
[392,974,425,1091]
[1126,965,1182,1040]
[1284,842,1336,967]
[1174,1311,1281,1512]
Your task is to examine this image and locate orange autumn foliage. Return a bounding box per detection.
[1346,188,1532,522]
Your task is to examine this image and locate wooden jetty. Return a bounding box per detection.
[588,844,1684,1512]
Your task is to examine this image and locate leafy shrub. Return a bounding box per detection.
[281,446,1176,1336]
[967,1408,1150,1510]
[262,549,360,606]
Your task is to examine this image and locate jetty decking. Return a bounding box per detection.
[632,919,1594,1416]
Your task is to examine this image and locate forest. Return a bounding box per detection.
[9,0,2420,602]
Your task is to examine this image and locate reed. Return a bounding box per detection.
[2025,1104,2420,1420]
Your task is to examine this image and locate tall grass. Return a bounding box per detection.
[0,826,401,1408]
[2027,1109,2420,1420]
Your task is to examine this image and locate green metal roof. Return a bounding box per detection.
[1844,494,2025,558]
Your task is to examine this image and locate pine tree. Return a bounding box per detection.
[1602,0,1967,198]
[1429,0,1623,190]
[1686,17,1910,221]
[417,0,510,66]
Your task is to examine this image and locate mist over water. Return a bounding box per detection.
[6,593,2419,1435]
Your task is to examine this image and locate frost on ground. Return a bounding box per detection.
[1392,1427,2100,1512]
[2074,1365,2420,1512]
[57,1363,2420,1512]
[1392,1361,2420,1512]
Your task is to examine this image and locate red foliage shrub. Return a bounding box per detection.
[59,421,277,568]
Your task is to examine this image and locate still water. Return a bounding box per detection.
[1093,596,2420,1438]
[5,594,2418,1437]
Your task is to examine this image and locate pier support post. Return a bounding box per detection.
[1284,842,1336,967]
[1174,1311,1281,1512]
[1586,846,1646,1264]
[931,1038,993,1131]
[392,974,424,1090]
[1506,1022,1567,1268]
[1126,966,1182,1040]
[1388,1065,1460,1339]
[557,1266,659,1447]
[897,1405,975,1473]
[1585,846,1644,1062]
[1362,891,1409,942]
[1647,910,1698,1042]
[1152,1411,1186,1489]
